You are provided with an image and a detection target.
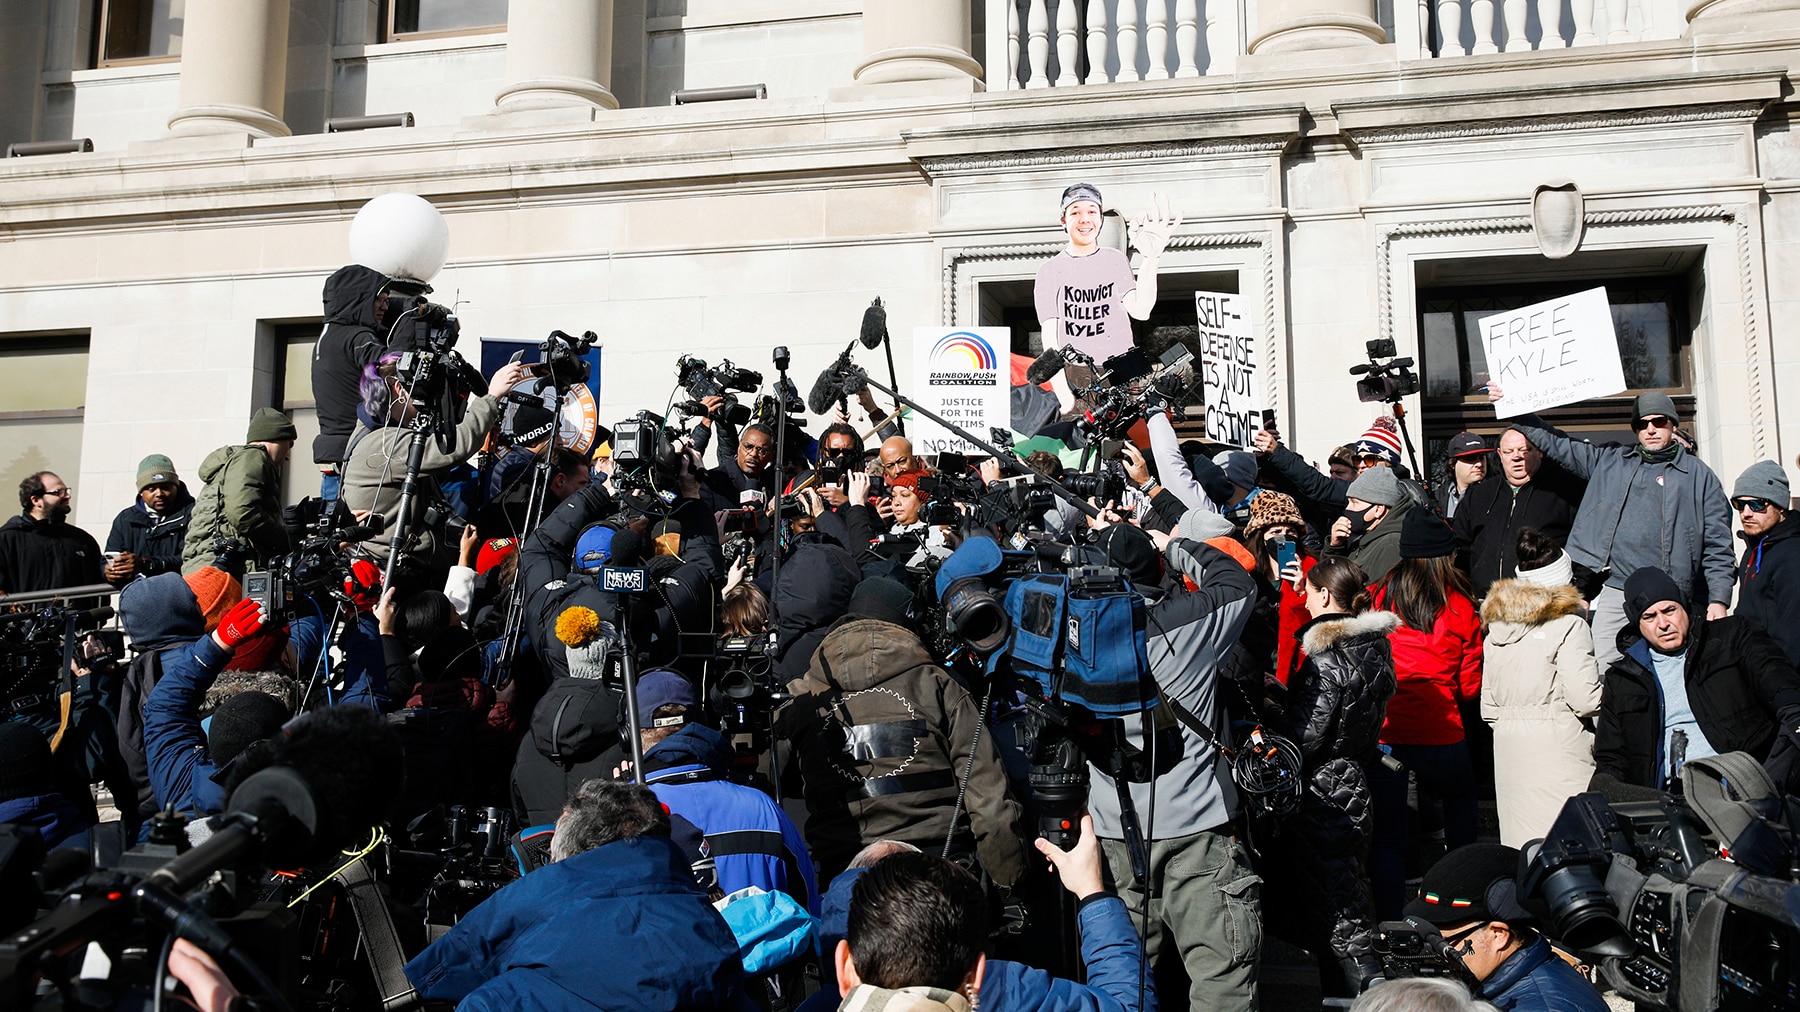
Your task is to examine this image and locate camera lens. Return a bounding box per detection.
[943,581,1009,655]
[1538,864,1631,957]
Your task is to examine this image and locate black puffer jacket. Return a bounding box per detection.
[310,265,389,465]
[768,539,861,683]
[0,513,105,596]
[1593,615,1800,796]
[509,676,625,827]
[1276,609,1398,966]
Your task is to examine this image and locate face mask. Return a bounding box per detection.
[1341,507,1375,540]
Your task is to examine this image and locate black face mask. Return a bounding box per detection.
[1340,506,1376,541]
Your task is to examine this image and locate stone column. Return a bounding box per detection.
[855,0,983,86]
[495,0,618,113]
[165,0,291,137]
[1248,0,1387,53]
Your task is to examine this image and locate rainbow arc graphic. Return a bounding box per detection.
[929,332,998,371]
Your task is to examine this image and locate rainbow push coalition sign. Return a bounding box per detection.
[912,327,1010,456]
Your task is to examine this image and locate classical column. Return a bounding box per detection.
[495,0,618,113]
[1248,0,1387,53]
[855,0,984,86]
[165,0,290,137]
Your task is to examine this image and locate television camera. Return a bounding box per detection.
[673,354,759,427]
[241,497,381,622]
[1350,338,1421,404]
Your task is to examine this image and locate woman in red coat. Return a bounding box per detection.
[1364,509,1483,919]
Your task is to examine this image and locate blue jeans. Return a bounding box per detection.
[1369,740,1479,920]
[319,471,340,501]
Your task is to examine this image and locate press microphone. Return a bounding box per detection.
[147,705,400,894]
[860,298,888,350]
[1025,347,1067,386]
[808,367,843,416]
[607,527,647,567]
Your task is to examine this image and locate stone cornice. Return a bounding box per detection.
[915,136,1296,177]
[1344,100,1771,144]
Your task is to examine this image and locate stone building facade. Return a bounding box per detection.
[0,0,1795,526]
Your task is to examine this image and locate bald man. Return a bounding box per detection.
[877,437,918,477]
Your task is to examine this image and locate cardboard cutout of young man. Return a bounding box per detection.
[1033,184,1181,408]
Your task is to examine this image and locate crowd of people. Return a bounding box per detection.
[2,188,1799,1012]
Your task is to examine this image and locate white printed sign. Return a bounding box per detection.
[1482,287,1626,419]
[910,327,1011,456]
[1194,292,1260,447]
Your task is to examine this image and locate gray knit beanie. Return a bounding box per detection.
[1734,460,1790,504]
[1178,508,1235,543]
[1346,466,1404,507]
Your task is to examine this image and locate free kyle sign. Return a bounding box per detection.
[1482,287,1627,420]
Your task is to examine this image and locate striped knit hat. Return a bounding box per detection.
[1352,418,1403,467]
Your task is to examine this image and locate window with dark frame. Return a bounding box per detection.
[93,0,182,66]
[0,332,91,505]
[267,322,322,507]
[384,0,510,41]
[1415,276,1695,477]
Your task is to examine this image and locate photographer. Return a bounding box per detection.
[778,576,1027,886]
[1405,844,1608,1011]
[180,408,297,576]
[311,263,397,499]
[340,353,529,584]
[1085,515,1262,1012]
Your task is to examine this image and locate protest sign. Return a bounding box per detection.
[1481,287,1625,419]
[1194,292,1260,447]
[911,328,1010,456]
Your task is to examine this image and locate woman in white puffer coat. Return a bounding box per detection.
[1479,527,1605,847]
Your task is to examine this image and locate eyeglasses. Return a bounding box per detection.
[39,488,71,498]
[1439,921,1491,950]
[1631,415,1674,431]
[740,443,773,457]
[1733,497,1775,513]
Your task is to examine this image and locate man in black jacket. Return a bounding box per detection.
[1452,427,1583,599]
[0,472,105,596]
[104,455,194,582]
[1731,460,1799,665]
[1591,566,1800,797]
[310,264,393,498]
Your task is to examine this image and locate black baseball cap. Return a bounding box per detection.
[1446,432,1488,458]
[1404,844,1538,927]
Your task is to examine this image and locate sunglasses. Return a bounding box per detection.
[39,488,71,498]
[1733,497,1775,513]
[1631,415,1674,431]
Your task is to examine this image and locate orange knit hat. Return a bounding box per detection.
[184,566,243,633]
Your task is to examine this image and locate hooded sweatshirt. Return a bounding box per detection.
[116,573,207,834]
[769,539,862,683]
[510,676,625,827]
[312,264,391,465]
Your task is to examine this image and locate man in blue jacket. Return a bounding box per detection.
[1407,844,1608,1012]
[404,778,751,1012]
[634,668,819,914]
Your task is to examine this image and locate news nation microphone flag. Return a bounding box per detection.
[911,328,1010,456]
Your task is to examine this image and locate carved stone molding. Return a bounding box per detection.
[1376,203,1770,457]
[917,137,1292,178]
[1345,101,1767,146]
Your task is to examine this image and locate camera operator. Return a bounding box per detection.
[103,454,194,582]
[406,778,750,1010]
[1404,844,1609,1011]
[340,353,529,585]
[180,409,297,576]
[777,576,1027,886]
[1591,566,1800,797]
[311,263,405,499]
[768,537,861,684]
[1085,513,1262,1012]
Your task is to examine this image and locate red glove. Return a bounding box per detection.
[213,598,268,651]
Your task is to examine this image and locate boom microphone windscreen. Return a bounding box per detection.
[225,705,402,862]
[860,298,888,350]
[1025,347,1066,386]
[808,368,843,417]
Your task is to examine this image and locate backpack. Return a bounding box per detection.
[1004,571,1154,715]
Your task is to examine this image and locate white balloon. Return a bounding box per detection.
[348,193,449,282]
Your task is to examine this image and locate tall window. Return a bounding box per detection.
[1416,271,1695,462]
[0,334,90,508]
[385,0,509,40]
[94,0,183,65]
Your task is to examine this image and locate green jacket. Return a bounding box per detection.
[181,444,287,574]
[340,395,500,574]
